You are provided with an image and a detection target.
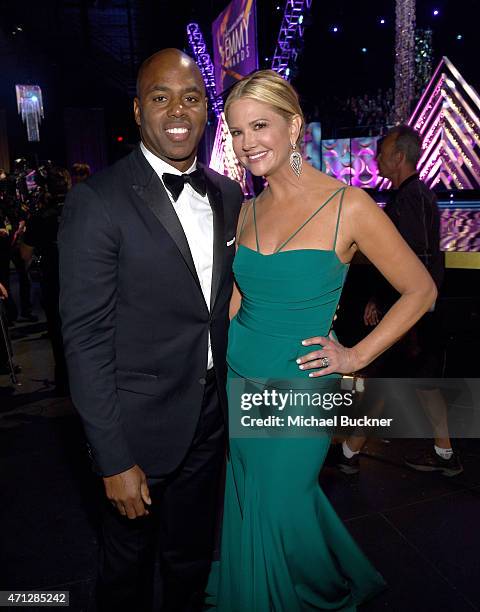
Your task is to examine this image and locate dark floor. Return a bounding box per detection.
[1,293,479,611]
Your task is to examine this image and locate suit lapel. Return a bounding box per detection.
[203,167,225,311]
[131,152,203,296]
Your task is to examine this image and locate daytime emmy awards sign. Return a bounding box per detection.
[212,0,258,95]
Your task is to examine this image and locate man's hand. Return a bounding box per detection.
[103,464,152,519]
[0,283,7,299]
[363,299,381,326]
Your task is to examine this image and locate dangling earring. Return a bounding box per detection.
[290,143,302,177]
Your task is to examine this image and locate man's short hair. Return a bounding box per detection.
[71,162,91,179]
[386,125,422,167]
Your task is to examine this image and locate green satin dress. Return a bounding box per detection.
[207,187,386,611]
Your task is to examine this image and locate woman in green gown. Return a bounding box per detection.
[207,70,437,611]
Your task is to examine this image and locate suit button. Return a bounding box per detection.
[199,377,206,385]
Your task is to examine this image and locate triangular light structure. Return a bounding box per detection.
[409,56,480,189]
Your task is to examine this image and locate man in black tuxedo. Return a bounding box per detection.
[59,48,243,611]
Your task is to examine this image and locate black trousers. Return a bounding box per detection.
[40,276,68,390]
[365,311,442,389]
[11,248,32,316]
[95,369,225,612]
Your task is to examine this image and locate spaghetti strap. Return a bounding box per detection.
[238,201,251,241]
[276,186,345,254]
[333,187,346,250]
[252,198,260,252]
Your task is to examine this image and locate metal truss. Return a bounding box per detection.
[187,23,224,118]
[271,0,313,79]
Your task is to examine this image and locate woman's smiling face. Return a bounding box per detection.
[227,98,296,177]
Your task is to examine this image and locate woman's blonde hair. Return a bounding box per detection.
[225,69,305,145]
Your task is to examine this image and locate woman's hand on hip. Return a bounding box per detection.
[297,332,360,377]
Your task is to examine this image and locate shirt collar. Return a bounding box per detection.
[140,142,197,177]
[398,173,419,191]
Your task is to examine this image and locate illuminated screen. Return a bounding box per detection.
[439,206,480,252]
[321,137,380,188]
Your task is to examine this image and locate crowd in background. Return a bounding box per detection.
[348,88,396,128]
[309,88,396,138]
[0,160,91,393]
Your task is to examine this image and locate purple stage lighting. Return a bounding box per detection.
[187,22,242,187]
[186,23,223,118]
[380,56,480,193]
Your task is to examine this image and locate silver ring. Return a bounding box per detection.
[320,357,330,368]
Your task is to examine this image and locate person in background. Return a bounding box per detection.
[11,217,37,323]
[336,125,462,477]
[0,166,36,323]
[0,281,15,390]
[0,197,15,325]
[71,162,91,185]
[21,166,72,395]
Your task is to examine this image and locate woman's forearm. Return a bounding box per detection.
[352,282,437,370]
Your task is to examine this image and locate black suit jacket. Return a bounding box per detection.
[59,146,243,477]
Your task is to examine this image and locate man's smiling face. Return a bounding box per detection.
[134,50,208,172]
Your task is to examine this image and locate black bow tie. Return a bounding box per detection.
[162,169,207,202]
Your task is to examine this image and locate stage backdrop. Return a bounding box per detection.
[304,125,380,189]
[212,0,258,95]
[321,137,381,188]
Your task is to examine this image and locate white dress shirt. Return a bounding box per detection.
[140,142,214,370]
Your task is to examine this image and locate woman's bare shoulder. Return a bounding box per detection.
[341,186,381,216]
